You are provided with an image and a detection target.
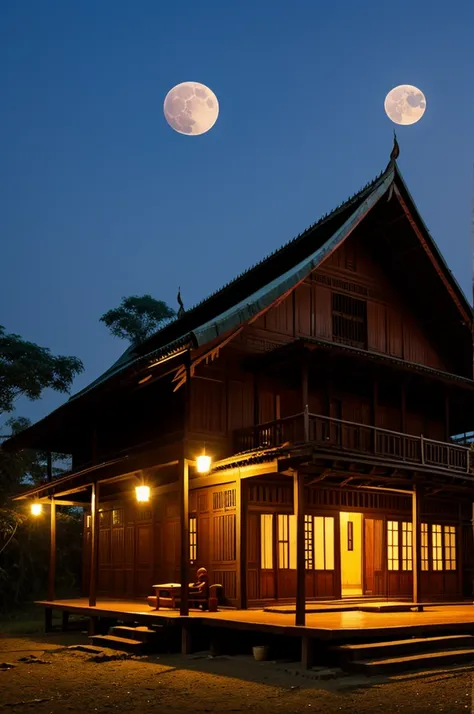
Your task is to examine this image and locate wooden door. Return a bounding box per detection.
[364,517,385,596]
[260,513,277,599]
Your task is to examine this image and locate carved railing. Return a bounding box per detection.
[233,412,470,474]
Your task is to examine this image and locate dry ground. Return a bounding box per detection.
[1,630,474,713]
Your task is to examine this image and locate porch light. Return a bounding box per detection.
[31,502,43,516]
[135,485,151,503]
[196,450,212,474]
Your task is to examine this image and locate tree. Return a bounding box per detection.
[0,325,84,416]
[100,294,176,345]
[0,418,81,610]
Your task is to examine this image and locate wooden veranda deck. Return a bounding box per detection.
[38,598,474,641]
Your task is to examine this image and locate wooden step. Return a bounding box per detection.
[110,626,161,642]
[358,604,423,613]
[348,648,474,676]
[89,634,145,654]
[333,634,474,663]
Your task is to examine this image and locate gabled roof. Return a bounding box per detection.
[4,151,473,452]
[72,160,397,401]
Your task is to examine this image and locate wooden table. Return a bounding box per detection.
[152,583,181,610]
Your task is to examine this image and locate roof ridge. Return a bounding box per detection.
[140,165,388,346]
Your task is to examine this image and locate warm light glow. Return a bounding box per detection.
[196,453,212,474]
[135,485,150,503]
[31,502,42,516]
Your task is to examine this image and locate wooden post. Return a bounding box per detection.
[180,348,192,618]
[294,471,306,626]
[48,497,56,601]
[445,393,450,441]
[89,482,99,607]
[401,382,407,433]
[236,475,247,609]
[179,459,190,617]
[412,484,422,604]
[301,358,309,441]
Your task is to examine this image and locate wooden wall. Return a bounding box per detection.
[247,233,448,372]
[83,479,467,604]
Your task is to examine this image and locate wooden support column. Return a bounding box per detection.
[179,459,190,617]
[89,482,99,607]
[294,470,306,626]
[412,484,422,604]
[401,382,407,433]
[236,475,247,609]
[180,348,192,618]
[445,393,450,441]
[301,359,309,441]
[48,497,56,601]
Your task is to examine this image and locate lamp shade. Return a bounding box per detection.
[31,502,43,516]
[196,453,212,474]
[135,485,151,502]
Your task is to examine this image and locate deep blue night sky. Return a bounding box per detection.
[2,0,474,428]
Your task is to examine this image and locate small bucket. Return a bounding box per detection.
[252,645,269,662]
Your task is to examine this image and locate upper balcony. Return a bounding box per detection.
[233,411,470,474]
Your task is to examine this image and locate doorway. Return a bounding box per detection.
[339,512,363,597]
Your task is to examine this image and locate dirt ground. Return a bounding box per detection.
[1,631,474,713]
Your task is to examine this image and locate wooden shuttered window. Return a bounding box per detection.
[332,292,367,349]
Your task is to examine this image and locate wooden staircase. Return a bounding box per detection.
[89,625,162,654]
[331,634,474,676]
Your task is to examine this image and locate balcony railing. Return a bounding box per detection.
[233,411,471,474]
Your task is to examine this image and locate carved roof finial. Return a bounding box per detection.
[177,287,185,318]
[390,130,400,162]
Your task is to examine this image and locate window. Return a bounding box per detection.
[260,514,273,569]
[332,293,368,349]
[387,520,399,571]
[189,515,197,563]
[278,514,296,569]
[421,523,429,571]
[444,525,456,570]
[432,524,443,571]
[304,515,313,569]
[314,516,334,570]
[347,521,354,551]
[401,522,412,571]
[112,509,123,527]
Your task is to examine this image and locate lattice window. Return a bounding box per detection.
[444,525,456,570]
[401,521,412,571]
[277,514,296,569]
[260,514,273,569]
[189,515,197,564]
[421,522,429,571]
[112,509,123,527]
[314,516,334,570]
[213,489,236,510]
[432,524,443,570]
[387,520,399,571]
[332,292,367,349]
[99,510,111,527]
[304,515,313,569]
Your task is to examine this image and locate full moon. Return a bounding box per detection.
[384,85,427,125]
[163,82,219,136]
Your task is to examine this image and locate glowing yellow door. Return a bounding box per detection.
[339,512,363,597]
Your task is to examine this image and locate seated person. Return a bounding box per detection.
[189,567,209,606]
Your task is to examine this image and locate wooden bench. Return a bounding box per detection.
[147,583,223,612]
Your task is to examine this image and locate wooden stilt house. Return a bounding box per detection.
[6,147,474,623]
